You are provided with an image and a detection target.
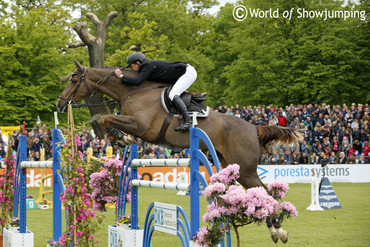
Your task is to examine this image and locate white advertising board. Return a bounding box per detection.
[257,164,370,183]
[154,202,178,235]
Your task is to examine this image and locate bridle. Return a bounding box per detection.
[58,67,117,109]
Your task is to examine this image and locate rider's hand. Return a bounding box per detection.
[115,68,123,79]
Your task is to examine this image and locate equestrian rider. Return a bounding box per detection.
[114,52,197,132]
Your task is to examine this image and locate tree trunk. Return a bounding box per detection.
[69,11,118,138]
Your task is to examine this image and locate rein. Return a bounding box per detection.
[119,85,168,102]
[60,67,168,110]
[59,68,118,109]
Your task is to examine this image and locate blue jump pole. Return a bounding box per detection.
[130,144,139,230]
[19,135,28,233]
[189,127,200,238]
[52,128,62,241]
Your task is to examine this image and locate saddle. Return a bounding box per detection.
[161,86,210,117]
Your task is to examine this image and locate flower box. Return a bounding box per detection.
[8,226,20,232]
[3,227,33,247]
[38,204,49,210]
[116,222,131,230]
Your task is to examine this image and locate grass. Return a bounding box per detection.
[25,183,370,246]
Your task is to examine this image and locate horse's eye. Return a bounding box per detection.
[71,79,78,85]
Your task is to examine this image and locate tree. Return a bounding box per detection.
[68,11,118,138]
[0,1,89,126]
[206,0,369,106]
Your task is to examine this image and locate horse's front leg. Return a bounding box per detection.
[100,114,138,145]
[267,216,289,244]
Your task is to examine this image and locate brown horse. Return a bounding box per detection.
[57,60,302,242]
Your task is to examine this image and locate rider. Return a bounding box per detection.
[114,52,197,132]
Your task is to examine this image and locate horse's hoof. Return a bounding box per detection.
[268,227,279,243]
[276,227,288,244]
[124,134,137,144]
[271,233,279,243]
[280,231,288,244]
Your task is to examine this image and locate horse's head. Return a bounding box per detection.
[56,59,95,112]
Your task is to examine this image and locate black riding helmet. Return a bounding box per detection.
[126,52,145,67]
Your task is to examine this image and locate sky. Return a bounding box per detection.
[208,0,238,15]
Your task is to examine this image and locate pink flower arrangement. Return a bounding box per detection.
[89,158,131,213]
[210,163,240,185]
[58,132,99,246]
[0,148,16,234]
[279,201,298,217]
[194,164,298,247]
[268,180,290,200]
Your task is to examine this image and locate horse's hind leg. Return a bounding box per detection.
[100,114,138,145]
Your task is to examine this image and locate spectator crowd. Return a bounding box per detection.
[1,103,369,165]
[216,103,369,165]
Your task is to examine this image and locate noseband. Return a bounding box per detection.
[58,67,116,109]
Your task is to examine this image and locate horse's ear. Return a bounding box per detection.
[73,59,84,72]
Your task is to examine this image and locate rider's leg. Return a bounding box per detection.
[169,65,197,132]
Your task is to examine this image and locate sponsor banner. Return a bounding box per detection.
[258,164,370,183]
[0,169,53,188]
[138,166,218,184]
[2,164,369,188]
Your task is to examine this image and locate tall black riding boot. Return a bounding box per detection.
[172,95,192,132]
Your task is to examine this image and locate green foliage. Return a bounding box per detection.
[210,0,369,107]
[0,0,368,127]
[0,1,89,127]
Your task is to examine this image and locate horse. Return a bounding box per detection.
[57,59,302,243]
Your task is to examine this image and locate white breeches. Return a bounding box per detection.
[169,64,197,100]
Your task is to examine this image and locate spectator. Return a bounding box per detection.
[277,111,287,127]
[340,136,350,156]
[156,147,168,159]
[282,144,291,164]
[360,129,369,147]
[299,152,309,164]
[338,152,347,164]
[310,153,320,164]
[319,152,329,165]
[40,135,51,160]
[329,152,337,164]
[30,138,41,154]
[300,140,309,156]
[347,154,356,164]
[269,151,280,164]
[26,132,34,153]
[0,143,5,158]
[332,136,340,155]
[79,135,90,157]
[353,140,362,155]
[12,130,19,151]
[363,141,370,157]
[260,153,270,165]
[358,155,367,164]
[290,153,299,165]
[352,126,361,141]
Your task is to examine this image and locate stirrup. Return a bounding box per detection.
[174,119,191,132]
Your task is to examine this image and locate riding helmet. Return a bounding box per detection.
[126,52,145,67]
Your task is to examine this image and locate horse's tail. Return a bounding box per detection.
[256,126,304,151]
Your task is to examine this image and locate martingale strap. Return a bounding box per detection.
[152,112,175,145]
